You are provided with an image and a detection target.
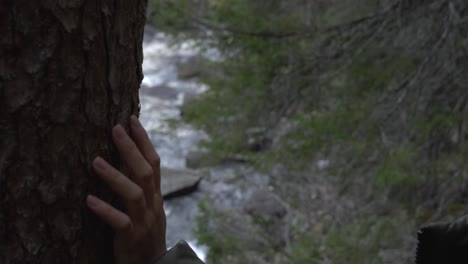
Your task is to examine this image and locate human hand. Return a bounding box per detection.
[86,115,167,264]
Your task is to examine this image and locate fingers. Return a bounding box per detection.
[130,115,162,193]
[93,157,146,221]
[91,117,162,227]
[86,194,132,233]
[112,124,155,201]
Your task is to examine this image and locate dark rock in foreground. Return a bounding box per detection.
[161,167,202,199]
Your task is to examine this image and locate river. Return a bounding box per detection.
[139,27,270,261]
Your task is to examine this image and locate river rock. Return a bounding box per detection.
[140,84,179,100]
[176,55,206,79]
[201,206,285,263]
[160,167,202,199]
[180,92,199,117]
[269,117,297,146]
[245,127,272,152]
[244,188,287,219]
[185,151,213,169]
[243,189,289,250]
[203,208,269,248]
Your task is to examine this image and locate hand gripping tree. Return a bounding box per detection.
[0,0,147,263]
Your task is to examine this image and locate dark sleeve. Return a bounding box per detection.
[153,240,205,264]
[416,215,468,264]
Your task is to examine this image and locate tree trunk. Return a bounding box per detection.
[0,0,147,263]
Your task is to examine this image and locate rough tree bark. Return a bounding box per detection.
[0,0,147,263]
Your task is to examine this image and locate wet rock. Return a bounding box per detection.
[198,207,278,263]
[177,55,206,79]
[316,159,330,170]
[143,25,158,43]
[161,167,202,199]
[269,118,297,146]
[139,84,179,100]
[244,189,289,250]
[244,188,287,219]
[204,208,269,249]
[180,93,199,117]
[245,127,272,152]
[246,136,272,152]
[201,205,287,263]
[243,252,270,264]
[185,151,213,169]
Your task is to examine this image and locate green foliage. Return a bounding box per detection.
[348,50,417,95]
[148,0,194,33]
[282,234,321,264]
[423,108,464,135]
[195,199,242,263]
[374,143,419,188]
[282,213,410,264]
[151,1,468,263]
[181,29,293,157]
[207,0,306,38]
[319,0,379,27]
[286,101,371,152]
[324,216,405,264]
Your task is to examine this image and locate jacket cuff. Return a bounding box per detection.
[416,215,468,264]
[153,240,205,264]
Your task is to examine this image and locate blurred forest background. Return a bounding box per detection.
[148,0,468,263]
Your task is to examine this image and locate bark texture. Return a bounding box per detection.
[0,0,147,263]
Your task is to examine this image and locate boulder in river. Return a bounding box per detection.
[244,127,272,152]
[140,84,179,100]
[243,188,289,250]
[180,92,199,117]
[244,188,288,219]
[185,151,214,169]
[161,167,202,199]
[176,55,207,79]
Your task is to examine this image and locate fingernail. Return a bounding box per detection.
[113,125,126,139]
[86,195,100,208]
[93,157,108,171]
[130,115,141,128]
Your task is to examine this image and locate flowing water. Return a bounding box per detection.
[139,27,270,261]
